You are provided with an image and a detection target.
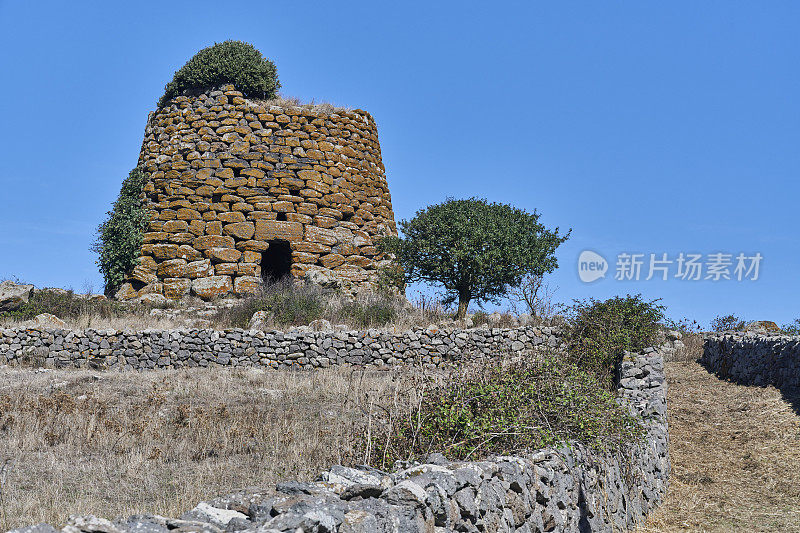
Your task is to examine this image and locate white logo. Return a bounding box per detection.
[578,250,608,283]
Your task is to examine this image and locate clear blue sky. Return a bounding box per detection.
[1,1,797,327]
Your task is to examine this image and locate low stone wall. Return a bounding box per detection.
[702,332,800,390]
[0,326,564,370]
[11,349,668,533]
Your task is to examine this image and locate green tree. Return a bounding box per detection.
[159,40,280,108]
[381,198,569,319]
[91,167,149,295]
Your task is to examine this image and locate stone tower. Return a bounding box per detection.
[115,85,397,300]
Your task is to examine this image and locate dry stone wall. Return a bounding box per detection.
[116,85,397,301]
[702,332,800,390]
[10,350,669,533]
[0,326,564,370]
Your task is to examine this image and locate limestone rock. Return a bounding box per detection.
[745,321,781,334]
[33,313,66,329]
[135,293,171,306]
[234,276,261,295]
[193,235,235,251]
[114,282,138,301]
[191,276,233,300]
[254,220,304,242]
[207,247,242,263]
[222,222,255,240]
[130,264,158,285]
[306,268,341,289]
[136,282,163,297]
[0,280,34,311]
[667,330,683,341]
[163,278,191,299]
[249,310,269,329]
[63,515,124,533]
[157,259,187,278]
[309,319,333,332]
[186,259,213,279]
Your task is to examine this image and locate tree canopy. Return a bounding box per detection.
[381,198,570,318]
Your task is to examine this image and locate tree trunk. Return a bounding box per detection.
[456,294,470,320]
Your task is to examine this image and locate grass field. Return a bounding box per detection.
[0,366,393,530]
[640,361,800,532]
[2,358,798,531]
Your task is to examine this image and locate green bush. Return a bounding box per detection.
[159,41,280,108]
[92,167,148,295]
[566,294,665,385]
[364,353,643,467]
[710,314,746,332]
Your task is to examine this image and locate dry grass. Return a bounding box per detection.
[256,95,352,115]
[664,332,704,363]
[0,314,187,331]
[639,361,800,532]
[0,366,395,530]
[6,353,795,531]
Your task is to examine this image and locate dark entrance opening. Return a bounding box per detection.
[261,240,292,282]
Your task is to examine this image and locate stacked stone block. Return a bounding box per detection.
[116,85,397,301]
[0,326,564,371]
[702,332,800,390]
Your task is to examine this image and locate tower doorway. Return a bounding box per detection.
[261,240,292,282]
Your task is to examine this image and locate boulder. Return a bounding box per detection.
[114,282,138,301]
[135,293,171,306]
[745,321,781,334]
[33,313,66,329]
[130,264,157,285]
[34,287,68,297]
[306,268,341,289]
[191,276,233,300]
[157,259,187,278]
[667,330,683,341]
[234,276,261,295]
[309,319,333,332]
[0,280,34,311]
[163,278,192,299]
[249,310,269,329]
[186,259,213,279]
[135,282,163,297]
[207,247,242,263]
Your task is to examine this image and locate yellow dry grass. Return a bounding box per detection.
[0,366,393,530]
[639,361,800,532]
[4,353,798,531]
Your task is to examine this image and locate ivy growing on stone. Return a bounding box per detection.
[158,40,280,108]
[92,167,148,295]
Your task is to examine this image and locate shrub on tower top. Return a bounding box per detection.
[158,40,280,108]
